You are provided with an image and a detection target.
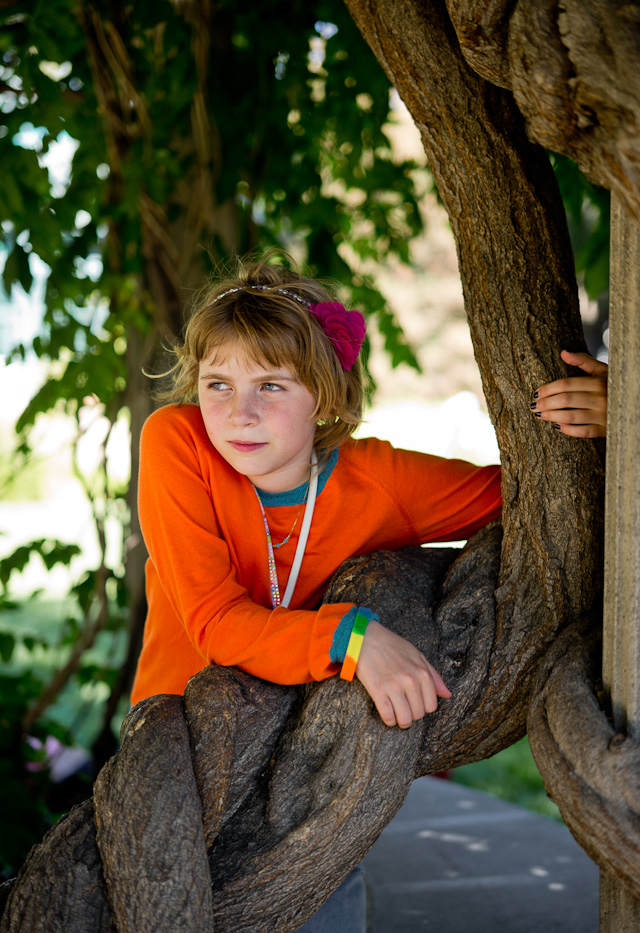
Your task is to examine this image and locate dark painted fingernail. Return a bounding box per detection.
[534,411,542,418]
[532,391,539,399]
[554,423,562,430]
[530,401,537,410]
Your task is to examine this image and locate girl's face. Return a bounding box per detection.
[198,343,318,493]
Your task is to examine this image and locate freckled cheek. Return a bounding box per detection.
[200,405,226,439]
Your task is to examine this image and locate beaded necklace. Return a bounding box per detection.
[254,452,318,609]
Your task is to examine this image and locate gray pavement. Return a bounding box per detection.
[362,776,599,932]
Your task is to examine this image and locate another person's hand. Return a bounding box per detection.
[531,350,608,438]
[355,620,451,728]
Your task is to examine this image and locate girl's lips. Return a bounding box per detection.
[228,441,267,452]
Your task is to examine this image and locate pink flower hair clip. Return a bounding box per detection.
[309,301,366,371]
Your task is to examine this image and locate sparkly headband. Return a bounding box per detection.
[214,284,366,371]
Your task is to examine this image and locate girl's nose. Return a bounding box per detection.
[229,392,259,425]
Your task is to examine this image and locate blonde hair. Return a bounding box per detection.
[154,251,366,454]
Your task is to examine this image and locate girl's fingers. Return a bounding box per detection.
[534,352,608,402]
[532,391,607,418]
[541,410,606,428]
[554,422,606,439]
[531,352,608,437]
[369,671,436,729]
[426,660,452,699]
[534,377,607,403]
[559,349,609,379]
[374,694,398,729]
[371,684,420,729]
[386,674,439,729]
[532,403,607,437]
[396,689,422,729]
[355,621,452,728]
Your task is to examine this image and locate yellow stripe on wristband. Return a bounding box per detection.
[340,612,370,682]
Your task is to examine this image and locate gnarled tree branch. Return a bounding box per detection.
[446,0,640,221]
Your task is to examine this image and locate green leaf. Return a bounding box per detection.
[551,152,610,298]
[0,632,16,663]
[0,540,81,589]
[2,242,33,294]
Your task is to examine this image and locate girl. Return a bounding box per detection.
[130,252,607,931]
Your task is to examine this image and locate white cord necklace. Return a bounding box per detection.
[254,450,319,609]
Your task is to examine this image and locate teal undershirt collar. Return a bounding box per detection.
[255,448,339,506]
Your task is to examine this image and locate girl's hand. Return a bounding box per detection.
[531,350,608,438]
[355,620,452,728]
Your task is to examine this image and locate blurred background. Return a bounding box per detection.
[0,1,610,880]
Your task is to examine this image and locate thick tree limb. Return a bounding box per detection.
[446,0,640,221]
[344,0,604,762]
[93,696,213,932]
[194,547,456,929]
[0,800,114,933]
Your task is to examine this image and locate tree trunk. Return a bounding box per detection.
[343,0,604,757]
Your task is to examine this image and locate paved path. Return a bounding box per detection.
[362,777,599,932]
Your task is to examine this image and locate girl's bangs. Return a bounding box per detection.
[200,307,306,374]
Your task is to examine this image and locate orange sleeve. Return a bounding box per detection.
[402,453,501,542]
[338,439,501,546]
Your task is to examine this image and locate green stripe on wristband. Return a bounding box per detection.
[340,611,371,681]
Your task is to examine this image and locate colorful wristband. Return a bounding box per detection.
[340,611,370,682]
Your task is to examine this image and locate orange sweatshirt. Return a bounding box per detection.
[130,404,501,704]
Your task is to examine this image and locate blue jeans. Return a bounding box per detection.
[295,866,367,932]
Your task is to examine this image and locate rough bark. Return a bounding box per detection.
[93,696,213,932]
[343,0,638,900]
[0,800,114,933]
